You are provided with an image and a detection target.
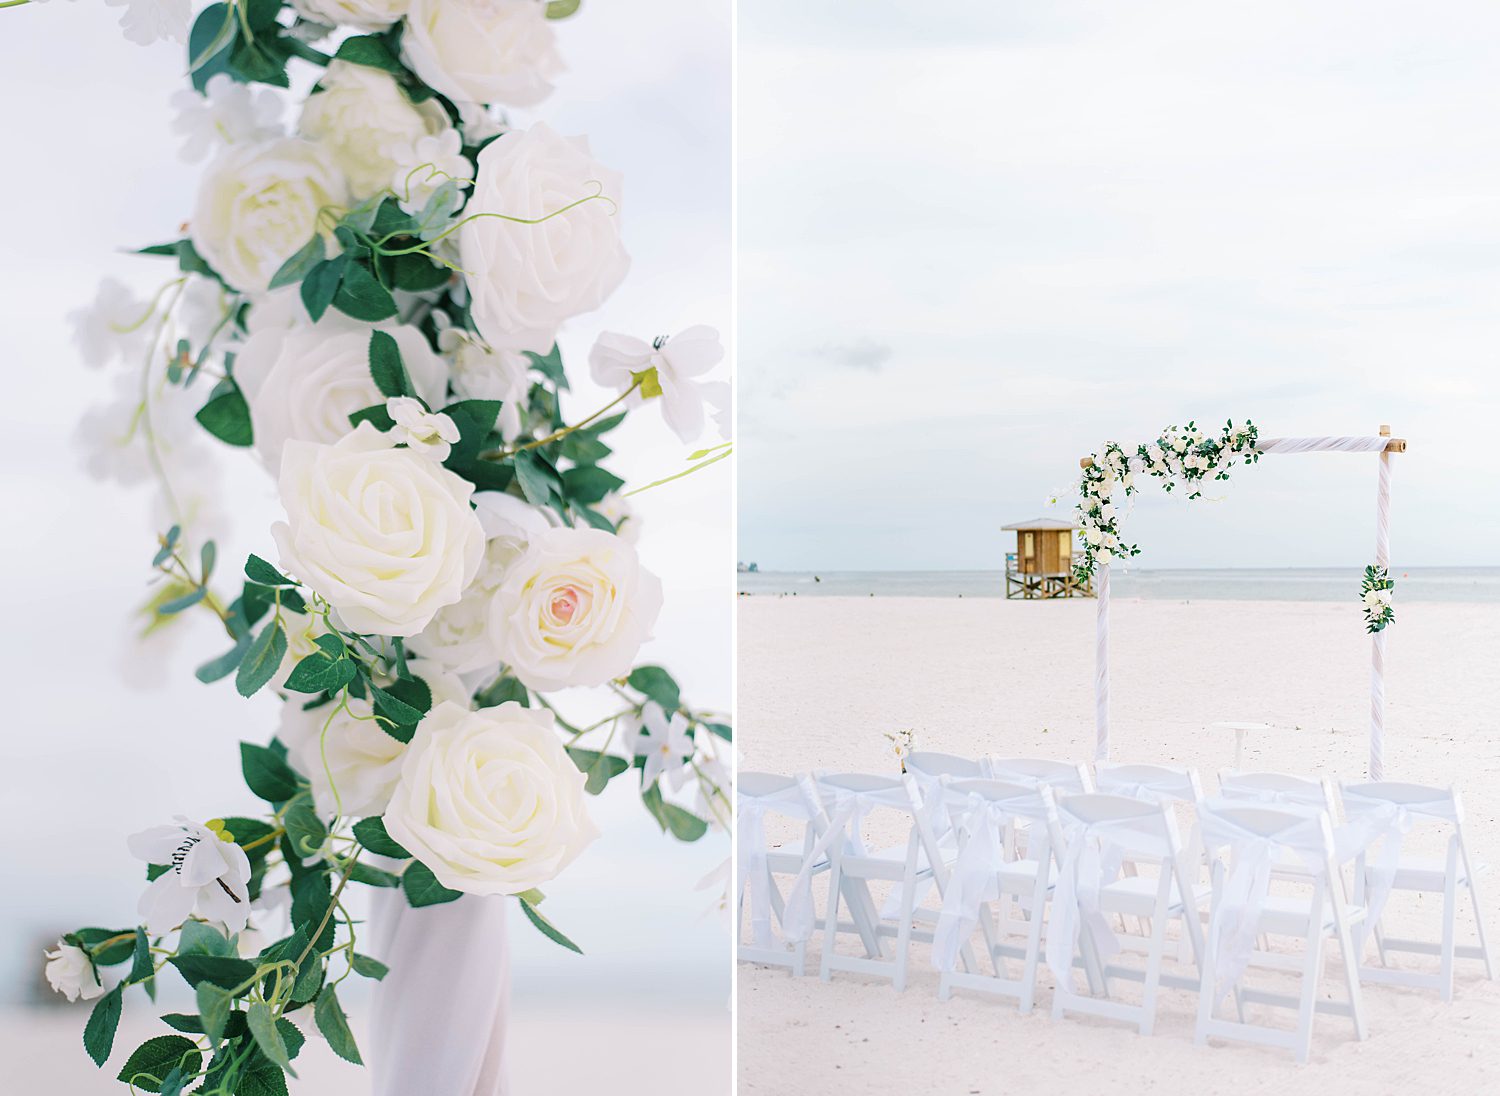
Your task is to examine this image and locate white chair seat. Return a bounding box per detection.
[1253,894,1368,936]
[1100,874,1210,917]
[1386,856,1489,891]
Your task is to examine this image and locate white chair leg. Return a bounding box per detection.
[1333,907,1367,1042]
[1139,884,1172,1036]
[1441,856,1458,1003]
[892,877,916,993]
[1467,873,1497,981]
[1194,907,1221,1047]
[1294,923,1326,1065]
[820,857,843,983]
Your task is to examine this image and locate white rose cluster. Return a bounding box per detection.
[273,424,486,637]
[384,701,599,895]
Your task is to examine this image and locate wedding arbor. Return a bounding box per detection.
[1082,425,1405,779]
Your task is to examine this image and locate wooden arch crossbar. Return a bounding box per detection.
[1083,426,1407,780]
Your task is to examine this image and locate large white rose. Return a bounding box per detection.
[403,0,563,108]
[298,60,450,199]
[412,492,551,672]
[289,0,408,31]
[236,317,448,473]
[273,423,486,637]
[280,657,469,817]
[191,137,348,293]
[384,700,598,895]
[490,527,662,691]
[460,124,629,353]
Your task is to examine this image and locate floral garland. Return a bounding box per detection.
[28,2,732,1091]
[883,727,916,767]
[1361,565,1396,632]
[1073,419,1261,583]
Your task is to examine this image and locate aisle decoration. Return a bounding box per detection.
[24,2,733,1090]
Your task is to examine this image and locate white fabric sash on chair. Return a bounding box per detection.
[1340,786,1462,947]
[931,787,1052,972]
[1197,801,1334,1004]
[736,779,817,948]
[782,776,912,943]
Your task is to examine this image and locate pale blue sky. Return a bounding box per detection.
[738,0,1500,571]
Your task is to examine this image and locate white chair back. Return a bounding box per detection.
[1095,762,1202,804]
[991,756,1094,794]
[906,751,988,780]
[1217,769,1335,815]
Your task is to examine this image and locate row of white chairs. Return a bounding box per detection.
[736,753,1495,1062]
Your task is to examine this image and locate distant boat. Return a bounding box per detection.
[737,561,760,573]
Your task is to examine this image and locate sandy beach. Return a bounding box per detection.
[736,594,1500,1094]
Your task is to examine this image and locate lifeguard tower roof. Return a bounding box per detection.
[1001,517,1076,531]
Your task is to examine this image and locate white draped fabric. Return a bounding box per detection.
[782,776,912,943]
[1340,785,1462,948]
[736,779,817,948]
[1197,802,1334,1005]
[370,892,511,1096]
[931,787,1053,972]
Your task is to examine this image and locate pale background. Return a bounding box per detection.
[0,1,731,1092]
[739,0,1500,572]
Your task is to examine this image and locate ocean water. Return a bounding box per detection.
[736,567,1500,602]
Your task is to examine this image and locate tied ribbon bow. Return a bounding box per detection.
[1339,790,1460,951]
[735,783,814,948]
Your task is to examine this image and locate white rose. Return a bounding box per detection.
[385,700,598,894]
[273,423,486,637]
[440,327,531,441]
[298,61,450,199]
[43,942,105,1003]
[289,0,408,31]
[1084,529,1102,547]
[191,137,348,293]
[280,657,469,817]
[403,0,563,108]
[413,491,552,672]
[236,318,449,473]
[490,527,662,691]
[460,124,630,353]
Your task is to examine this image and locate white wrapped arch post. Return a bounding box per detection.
[1087,428,1403,779]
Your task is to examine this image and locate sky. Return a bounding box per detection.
[738,0,1500,572]
[0,0,731,1040]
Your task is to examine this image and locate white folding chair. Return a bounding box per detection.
[736,772,825,974]
[785,773,950,990]
[1045,792,1205,1036]
[1194,798,1367,1063]
[1218,769,1336,814]
[922,777,1059,1013]
[1340,781,1496,1001]
[906,751,990,782]
[991,756,1094,794]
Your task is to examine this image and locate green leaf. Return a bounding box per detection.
[236,620,287,698]
[350,953,389,981]
[178,920,233,958]
[194,638,251,686]
[333,33,406,74]
[474,675,529,709]
[368,329,413,399]
[627,665,681,713]
[283,647,356,694]
[170,954,257,990]
[71,927,137,966]
[351,816,411,858]
[514,449,559,507]
[157,586,208,615]
[518,897,582,954]
[333,262,398,321]
[290,873,336,951]
[641,782,710,841]
[403,860,463,907]
[350,862,402,888]
[245,554,294,587]
[392,252,451,292]
[546,0,582,17]
[247,1001,297,1077]
[117,1035,201,1093]
[196,981,233,1045]
[129,928,154,996]
[240,742,301,803]
[314,987,363,1065]
[188,4,235,90]
[268,234,326,290]
[196,381,254,447]
[301,253,349,322]
[561,465,625,505]
[705,721,733,742]
[567,747,629,795]
[524,343,568,390]
[83,985,123,1067]
[161,1066,187,1096]
[349,403,396,431]
[283,799,327,862]
[370,678,430,742]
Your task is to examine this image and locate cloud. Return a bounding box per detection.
[809,337,894,371]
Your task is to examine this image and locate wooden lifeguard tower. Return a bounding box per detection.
[1003,517,1093,599]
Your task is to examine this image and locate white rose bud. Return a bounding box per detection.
[43,942,106,1003]
[403,0,564,108]
[236,319,449,473]
[298,60,450,199]
[273,423,486,637]
[384,700,599,894]
[461,124,630,353]
[387,396,461,461]
[490,527,663,691]
[191,137,348,293]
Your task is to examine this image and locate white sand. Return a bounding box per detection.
[736,595,1500,1094]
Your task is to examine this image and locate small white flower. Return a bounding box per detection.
[43,942,105,1003]
[587,491,640,544]
[71,278,149,369]
[631,702,695,790]
[387,397,461,461]
[457,101,510,144]
[170,74,284,163]
[439,327,531,442]
[105,0,191,45]
[693,756,731,831]
[127,818,252,936]
[695,857,732,926]
[589,325,726,443]
[390,128,474,215]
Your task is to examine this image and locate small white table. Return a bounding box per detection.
[1211,721,1272,770]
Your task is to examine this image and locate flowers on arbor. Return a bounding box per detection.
[590,325,728,443]
[883,727,916,765]
[1361,565,1396,633]
[34,1,733,1087]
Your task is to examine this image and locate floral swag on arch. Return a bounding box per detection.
[32,1,732,1092]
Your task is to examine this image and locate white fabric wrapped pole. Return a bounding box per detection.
[1095,563,1110,762]
[1370,448,1392,781]
[1256,436,1390,455]
[369,892,511,1096]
